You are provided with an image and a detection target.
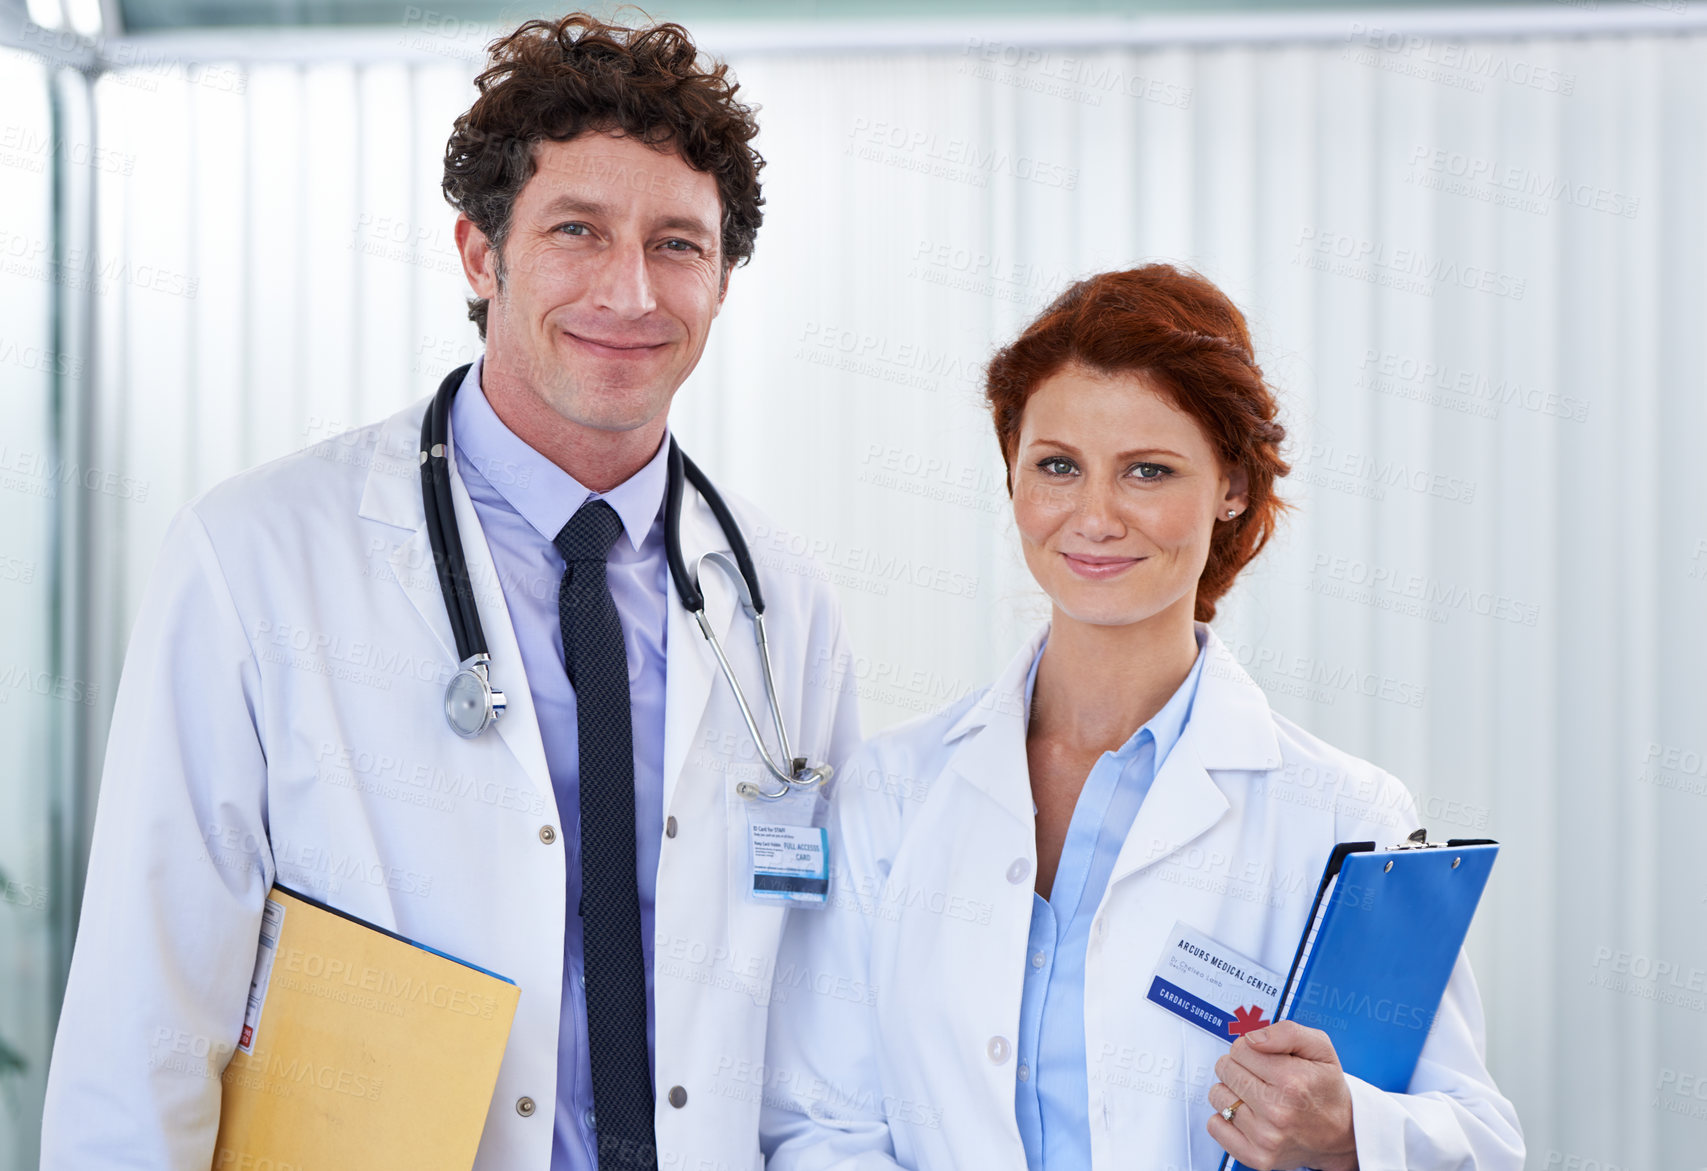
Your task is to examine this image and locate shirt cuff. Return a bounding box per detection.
[1346,1073,1407,1170]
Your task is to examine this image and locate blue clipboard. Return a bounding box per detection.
[1218,833,1499,1171]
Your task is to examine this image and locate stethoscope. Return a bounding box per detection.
[418,365,828,801]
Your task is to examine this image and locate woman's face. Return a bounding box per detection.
[1011,362,1247,630]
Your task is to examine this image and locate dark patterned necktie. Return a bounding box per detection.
[555,499,655,1169]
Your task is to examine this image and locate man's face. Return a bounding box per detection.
[458,131,727,434]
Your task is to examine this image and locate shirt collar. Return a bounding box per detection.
[451,354,669,553]
[1021,623,1208,766]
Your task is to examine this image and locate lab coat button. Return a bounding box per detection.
[1006,858,1030,884]
[515,1096,535,1117]
[668,1085,688,1108]
[665,816,678,839]
[987,1035,1011,1064]
[538,825,557,845]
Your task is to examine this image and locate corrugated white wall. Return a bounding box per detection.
[76,12,1707,1168]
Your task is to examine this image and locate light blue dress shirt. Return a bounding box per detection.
[449,357,671,1171]
[1014,626,1208,1170]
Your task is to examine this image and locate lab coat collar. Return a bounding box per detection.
[942,624,1047,747]
[354,401,457,670]
[935,623,1046,826]
[937,621,1282,863]
[1187,626,1284,772]
[451,356,670,555]
[355,396,430,532]
[1018,623,1206,769]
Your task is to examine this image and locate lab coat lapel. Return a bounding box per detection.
[936,627,1047,827]
[357,403,458,664]
[452,465,554,810]
[1108,627,1281,885]
[356,397,555,811]
[1106,737,1229,884]
[662,488,736,817]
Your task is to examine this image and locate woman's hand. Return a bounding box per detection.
[1206,1021,1359,1171]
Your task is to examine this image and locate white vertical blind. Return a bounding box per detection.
[79,12,1707,1167]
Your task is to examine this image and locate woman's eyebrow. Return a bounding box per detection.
[1027,438,1188,461]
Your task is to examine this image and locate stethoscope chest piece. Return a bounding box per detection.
[443,654,506,739]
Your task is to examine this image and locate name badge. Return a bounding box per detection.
[748,823,829,906]
[1145,920,1283,1043]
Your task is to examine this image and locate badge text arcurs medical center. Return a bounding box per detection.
[1145,920,1283,1043]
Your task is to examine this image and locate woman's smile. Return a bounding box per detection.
[1059,551,1146,579]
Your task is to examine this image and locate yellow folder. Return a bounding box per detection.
[213,885,520,1170]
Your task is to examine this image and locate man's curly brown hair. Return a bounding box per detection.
[442,12,765,340]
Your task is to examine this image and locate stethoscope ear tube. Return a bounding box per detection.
[668,440,823,801]
[427,372,486,663]
[677,444,766,616]
[663,441,703,614]
[420,368,478,663]
[422,365,505,738]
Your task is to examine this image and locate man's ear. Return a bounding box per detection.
[715,261,734,314]
[454,214,499,299]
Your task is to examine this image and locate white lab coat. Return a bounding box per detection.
[761,624,1524,1171]
[39,394,862,1170]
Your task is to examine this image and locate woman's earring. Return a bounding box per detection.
[1226,509,1238,519]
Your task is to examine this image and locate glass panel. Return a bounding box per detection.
[0,45,62,1171]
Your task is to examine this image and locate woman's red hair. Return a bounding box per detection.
[984,264,1290,622]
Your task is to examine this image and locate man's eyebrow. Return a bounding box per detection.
[538,194,613,219]
[655,215,717,238]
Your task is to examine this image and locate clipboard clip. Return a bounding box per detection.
[1389,827,1501,850]
[1391,827,1438,849]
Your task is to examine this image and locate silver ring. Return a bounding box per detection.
[1220,1097,1244,1123]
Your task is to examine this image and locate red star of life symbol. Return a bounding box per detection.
[1227,1004,1269,1037]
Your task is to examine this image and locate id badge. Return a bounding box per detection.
[1145,920,1283,1043]
[744,785,830,907]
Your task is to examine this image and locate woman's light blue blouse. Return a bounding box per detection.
[1015,629,1208,1170]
